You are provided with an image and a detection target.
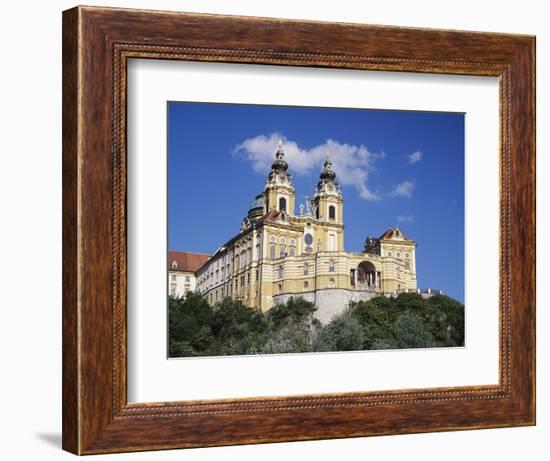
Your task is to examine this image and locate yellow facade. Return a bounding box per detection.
[196,142,417,311]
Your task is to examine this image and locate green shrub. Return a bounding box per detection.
[168,292,464,357]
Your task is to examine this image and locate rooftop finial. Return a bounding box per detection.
[275,139,285,160]
[324,150,333,169]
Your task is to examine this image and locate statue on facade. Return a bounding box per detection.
[364,236,379,253]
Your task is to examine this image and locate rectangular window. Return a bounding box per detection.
[329,234,336,251]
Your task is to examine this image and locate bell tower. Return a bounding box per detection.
[314,152,343,224]
[264,140,296,215]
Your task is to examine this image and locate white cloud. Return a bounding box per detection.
[391,180,415,198]
[397,214,414,223]
[408,151,423,164]
[234,133,384,200]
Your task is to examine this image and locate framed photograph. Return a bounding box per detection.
[62,6,535,455]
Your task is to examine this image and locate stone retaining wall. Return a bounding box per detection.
[273,289,378,324]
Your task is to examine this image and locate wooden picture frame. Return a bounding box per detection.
[62,5,535,455]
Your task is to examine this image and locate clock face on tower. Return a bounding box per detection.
[304,233,313,246]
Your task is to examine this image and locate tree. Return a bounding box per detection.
[168,292,214,357]
[393,310,435,348]
[267,296,317,329]
[168,292,464,357]
[261,324,312,354]
[314,312,365,352]
[351,296,396,348]
[210,298,267,355]
[425,294,465,346]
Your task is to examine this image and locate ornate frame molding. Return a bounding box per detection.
[63,6,535,454]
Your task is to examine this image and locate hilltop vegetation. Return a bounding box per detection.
[168,292,464,357]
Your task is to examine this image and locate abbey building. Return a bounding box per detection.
[188,141,418,323]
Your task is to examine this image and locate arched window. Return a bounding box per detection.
[171,261,178,269]
[279,197,287,212]
[240,251,246,268]
[289,248,295,256]
[255,244,260,259]
[270,244,276,260]
[280,236,286,244]
[329,205,336,220]
[280,246,286,258]
[405,261,411,270]
[303,281,309,290]
[328,278,335,288]
[304,263,309,275]
[329,260,335,272]
[235,254,239,268]
[247,248,252,264]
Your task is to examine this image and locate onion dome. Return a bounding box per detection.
[247,194,265,221]
[271,140,289,173]
[320,155,336,181]
[314,151,341,197]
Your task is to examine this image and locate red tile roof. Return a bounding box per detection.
[380,229,395,239]
[380,228,411,240]
[256,209,281,224]
[168,251,210,273]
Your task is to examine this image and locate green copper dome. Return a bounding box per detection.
[248,194,265,220]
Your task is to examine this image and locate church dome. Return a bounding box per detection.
[271,141,289,172]
[315,151,341,198]
[320,156,336,181]
[248,194,265,220]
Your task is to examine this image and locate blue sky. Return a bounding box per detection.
[168,102,465,302]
